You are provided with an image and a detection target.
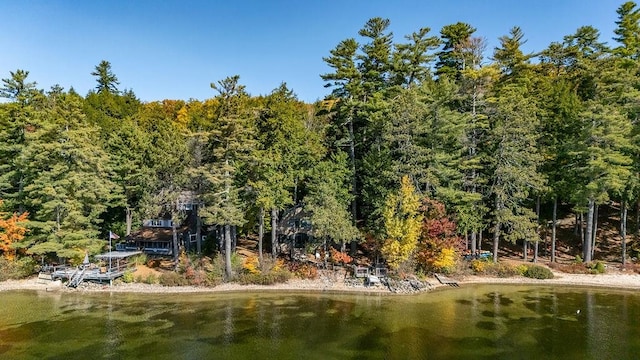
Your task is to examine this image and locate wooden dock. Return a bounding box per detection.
[435,273,459,287]
[44,250,141,287]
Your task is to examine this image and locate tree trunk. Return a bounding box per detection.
[492,221,500,263]
[579,213,584,246]
[224,224,232,280]
[350,239,358,256]
[18,175,24,214]
[470,232,476,256]
[172,222,179,269]
[591,205,599,259]
[636,199,640,237]
[231,225,236,252]
[584,199,594,262]
[622,201,627,266]
[492,198,502,263]
[125,207,132,236]
[533,196,541,263]
[347,112,357,256]
[551,197,557,263]
[478,230,483,251]
[196,205,202,255]
[523,240,528,261]
[223,155,233,279]
[56,206,61,232]
[348,113,357,224]
[271,207,278,256]
[258,207,264,264]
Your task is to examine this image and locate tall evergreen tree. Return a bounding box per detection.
[357,17,393,99]
[571,101,633,262]
[613,1,640,59]
[455,36,495,255]
[322,18,395,246]
[611,2,640,263]
[0,70,43,213]
[91,60,120,95]
[435,22,477,79]
[201,75,256,279]
[487,81,545,262]
[250,83,323,260]
[493,27,532,76]
[19,90,118,260]
[391,27,441,88]
[304,152,359,252]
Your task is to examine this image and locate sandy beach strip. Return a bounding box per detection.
[460,272,640,290]
[1,271,639,294]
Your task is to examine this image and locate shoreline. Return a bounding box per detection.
[1,271,640,294]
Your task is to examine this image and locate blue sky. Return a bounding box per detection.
[0,1,623,103]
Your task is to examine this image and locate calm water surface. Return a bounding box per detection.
[0,285,639,359]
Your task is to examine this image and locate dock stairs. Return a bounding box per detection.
[67,267,87,288]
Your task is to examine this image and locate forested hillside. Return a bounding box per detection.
[2,2,640,276]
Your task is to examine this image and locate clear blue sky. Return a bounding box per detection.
[0,0,623,103]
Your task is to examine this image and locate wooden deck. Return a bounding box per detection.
[43,250,142,287]
[435,273,459,287]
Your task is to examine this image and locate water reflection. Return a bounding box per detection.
[0,286,639,359]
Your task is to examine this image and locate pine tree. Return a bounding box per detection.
[454,35,496,255]
[611,2,640,263]
[571,100,633,262]
[390,27,441,88]
[435,22,477,79]
[487,81,545,262]
[19,91,118,260]
[135,101,191,264]
[200,76,256,279]
[0,70,43,213]
[304,153,359,252]
[613,1,640,59]
[249,84,323,261]
[91,60,120,95]
[493,27,532,76]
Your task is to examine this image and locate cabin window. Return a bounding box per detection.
[149,219,162,227]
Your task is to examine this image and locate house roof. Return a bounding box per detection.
[277,205,313,236]
[127,227,176,243]
[96,251,142,260]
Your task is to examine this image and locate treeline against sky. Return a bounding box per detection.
[1,2,640,266]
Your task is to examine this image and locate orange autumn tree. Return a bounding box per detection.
[0,201,30,261]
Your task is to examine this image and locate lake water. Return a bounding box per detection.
[0,285,639,359]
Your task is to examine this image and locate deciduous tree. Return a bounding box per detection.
[380,176,423,269]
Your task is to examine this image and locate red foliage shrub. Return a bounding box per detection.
[415,198,465,272]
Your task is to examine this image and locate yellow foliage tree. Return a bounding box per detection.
[242,255,261,275]
[0,201,29,261]
[432,247,457,273]
[381,176,423,269]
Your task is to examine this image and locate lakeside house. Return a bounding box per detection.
[121,212,214,256]
[120,191,241,256]
[277,204,315,256]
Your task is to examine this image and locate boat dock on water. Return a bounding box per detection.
[41,250,142,287]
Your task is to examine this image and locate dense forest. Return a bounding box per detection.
[2,2,640,279]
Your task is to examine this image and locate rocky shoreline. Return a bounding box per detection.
[1,270,639,294]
